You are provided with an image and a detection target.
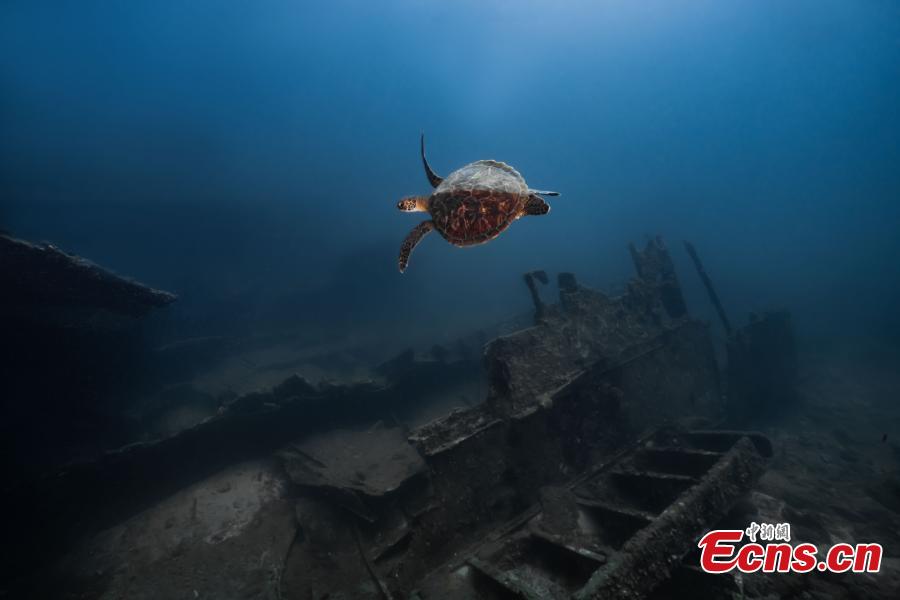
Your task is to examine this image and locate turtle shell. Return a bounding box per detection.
[429,160,530,246]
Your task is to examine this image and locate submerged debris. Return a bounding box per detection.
[7,236,802,599]
[524,270,550,321]
[681,239,799,423]
[416,429,770,599]
[279,427,425,520]
[728,310,798,422]
[0,232,176,316]
[684,240,733,335]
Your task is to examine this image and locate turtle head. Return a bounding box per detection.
[397,195,429,212]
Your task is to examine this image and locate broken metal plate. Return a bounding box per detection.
[280,426,426,497]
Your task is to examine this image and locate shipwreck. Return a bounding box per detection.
[2,235,796,599]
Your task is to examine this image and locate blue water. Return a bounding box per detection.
[2,0,899,345]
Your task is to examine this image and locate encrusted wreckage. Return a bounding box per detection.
[6,237,791,599]
[415,430,771,599]
[275,238,770,599]
[0,232,177,316]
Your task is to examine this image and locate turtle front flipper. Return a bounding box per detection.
[399,220,434,273]
[421,133,443,188]
[529,189,560,196]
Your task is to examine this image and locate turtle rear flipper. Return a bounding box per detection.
[399,220,434,272]
[523,195,550,216]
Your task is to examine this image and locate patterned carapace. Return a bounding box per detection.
[430,161,525,244]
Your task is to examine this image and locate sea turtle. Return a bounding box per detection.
[396,135,559,272]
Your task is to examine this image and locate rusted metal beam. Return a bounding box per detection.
[683,240,733,335]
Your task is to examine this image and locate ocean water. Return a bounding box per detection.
[2,2,900,598]
[3,0,899,344]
